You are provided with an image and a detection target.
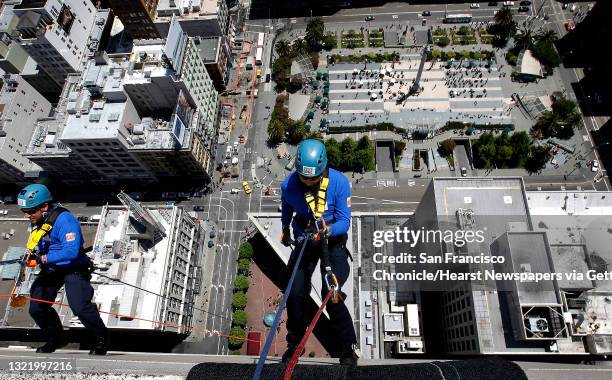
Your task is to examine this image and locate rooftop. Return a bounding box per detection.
[518,49,544,78]
[194,36,220,63]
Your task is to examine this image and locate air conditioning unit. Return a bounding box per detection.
[528,317,549,333]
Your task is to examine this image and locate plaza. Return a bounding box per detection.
[325,54,513,132]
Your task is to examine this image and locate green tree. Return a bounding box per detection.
[436,36,450,47]
[287,121,307,145]
[291,38,309,56]
[525,145,552,173]
[228,327,246,349]
[238,258,251,274]
[305,17,325,51]
[232,310,248,327]
[238,242,254,260]
[513,28,533,50]
[275,40,291,57]
[535,29,557,45]
[234,275,250,292]
[431,50,443,60]
[322,34,337,50]
[496,145,513,168]
[509,131,531,167]
[325,138,342,169]
[232,292,248,310]
[438,139,456,157]
[472,132,497,169]
[267,118,286,145]
[340,137,357,171]
[458,26,470,36]
[531,40,560,67]
[489,8,517,46]
[531,111,557,139]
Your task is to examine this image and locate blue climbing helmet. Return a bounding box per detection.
[295,139,327,177]
[17,184,53,209]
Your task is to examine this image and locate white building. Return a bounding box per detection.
[155,0,229,38]
[12,0,99,87]
[24,32,218,185]
[83,201,205,332]
[0,74,51,184]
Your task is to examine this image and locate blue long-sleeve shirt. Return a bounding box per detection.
[34,206,90,268]
[281,168,352,239]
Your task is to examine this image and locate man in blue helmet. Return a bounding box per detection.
[17,184,108,355]
[280,139,358,366]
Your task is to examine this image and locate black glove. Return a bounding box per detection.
[281,226,293,247]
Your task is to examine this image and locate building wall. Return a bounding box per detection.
[108,0,161,39]
[0,75,52,184]
[182,38,219,134]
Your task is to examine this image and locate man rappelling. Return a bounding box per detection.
[17,184,108,355]
[279,139,358,367]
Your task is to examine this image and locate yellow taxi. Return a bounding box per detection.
[242,180,252,194]
[256,69,262,78]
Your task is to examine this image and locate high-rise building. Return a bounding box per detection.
[155,0,229,38]
[193,36,230,92]
[0,74,52,184]
[24,23,219,186]
[107,0,161,40]
[11,0,100,87]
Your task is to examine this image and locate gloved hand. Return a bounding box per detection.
[25,253,40,268]
[280,226,294,247]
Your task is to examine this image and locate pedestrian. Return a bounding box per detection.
[279,140,357,367]
[17,184,108,355]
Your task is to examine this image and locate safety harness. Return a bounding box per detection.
[303,176,329,220]
[26,207,67,253]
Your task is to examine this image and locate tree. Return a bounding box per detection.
[436,36,450,47]
[509,131,531,167]
[305,17,325,51]
[513,28,533,50]
[496,145,514,168]
[275,40,291,57]
[286,77,303,93]
[232,310,247,327]
[228,327,245,349]
[325,138,342,169]
[287,121,307,145]
[238,258,251,274]
[431,50,443,60]
[267,118,286,145]
[535,29,557,45]
[234,275,250,291]
[525,145,552,174]
[531,40,560,67]
[458,26,470,36]
[472,132,497,169]
[438,139,456,157]
[322,34,337,50]
[238,242,254,260]
[291,38,309,56]
[232,292,248,310]
[532,111,557,139]
[489,8,517,46]
[340,137,357,171]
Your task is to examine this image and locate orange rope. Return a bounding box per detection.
[0,294,260,344]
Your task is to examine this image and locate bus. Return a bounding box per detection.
[443,14,472,23]
[255,47,263,66]
[257,32,264,48]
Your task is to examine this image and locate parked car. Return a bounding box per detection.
[230,188,240,194]
[242,181,252,194]
[520,0,531,5]
[470,3,480,9]
[265,73,271,82]
[502,1,514,6]
[591,160,600,172]
[193,206,205,211]
[77,216,89,222]
[488,2,498,6]
[564,22,575,31]
[365,15,374,21]
[460,167,468,177]
[562,3,569,10]
[518,6,529,12]
[422,10,431,16]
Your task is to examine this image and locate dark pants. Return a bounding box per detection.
[284,236,357,350]
[29,266,108,342]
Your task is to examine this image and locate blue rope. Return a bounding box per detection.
[252,236,309,380]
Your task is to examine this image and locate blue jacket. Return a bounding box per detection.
[34,206,90,268]
[281,168,351,239]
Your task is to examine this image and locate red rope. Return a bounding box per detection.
[0,294,260,344]
[283,288,334,380]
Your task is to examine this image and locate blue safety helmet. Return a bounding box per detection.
[295,139,327,177]
[17,184,53,210]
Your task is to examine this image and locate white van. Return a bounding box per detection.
[90,214,101,222]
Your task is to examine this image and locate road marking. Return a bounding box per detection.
[353,196,419,204]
